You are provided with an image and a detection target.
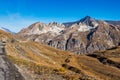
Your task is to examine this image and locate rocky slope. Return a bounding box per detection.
[18,16,120,54]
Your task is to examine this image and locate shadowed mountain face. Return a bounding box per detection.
[18,16,120,54]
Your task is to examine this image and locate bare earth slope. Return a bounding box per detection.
[0,41,24,80]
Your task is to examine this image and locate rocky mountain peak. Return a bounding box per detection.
[28,22,47,29]
[79,16,98,27]
[19,22,65,36]
[80,16,94,22]
[48,22,65,27]
[63,16,99,30]
[69,16,99,32]
[49,22,58,25]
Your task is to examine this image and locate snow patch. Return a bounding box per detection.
[78,24,95,32]
[78,22,98,32]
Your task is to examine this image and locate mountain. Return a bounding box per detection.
[18,22,65,36]
[0,27,15,34]
[18,16,120,54]
[63,16,98,27]
[63,16,99,30]
[1,30,120,80]
[105,20,120,26]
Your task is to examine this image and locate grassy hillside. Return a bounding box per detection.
[1,29,120,80]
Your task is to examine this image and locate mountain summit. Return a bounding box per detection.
[18,22,65,37]
[63,16,98,28]
[18,16,120,54]
[79,16,98,26]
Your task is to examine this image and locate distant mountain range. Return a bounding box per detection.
[106,20,120,25]
[64,16,120,27]
[0,27,15,34]
[17,16,120,54]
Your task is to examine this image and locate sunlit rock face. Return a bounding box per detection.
[19,22,65,36]
[18,16,120,54]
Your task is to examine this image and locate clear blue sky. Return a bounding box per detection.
[0,0,120,32]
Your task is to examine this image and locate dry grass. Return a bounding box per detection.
[1,30,120,80]
[96,46,120,62]
[6,40,120,80]
[7,55,55,75]
[77,55,120,80]
[0,30,14,42]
